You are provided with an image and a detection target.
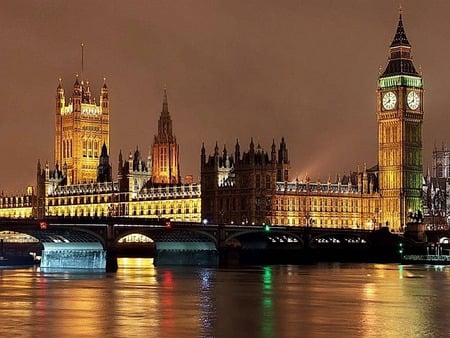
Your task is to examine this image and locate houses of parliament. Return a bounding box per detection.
[0,13,446,231]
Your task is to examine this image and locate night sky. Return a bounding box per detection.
[1,1,450,193]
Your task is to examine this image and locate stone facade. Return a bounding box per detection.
[55,77,110,185]
[201,139,381,229]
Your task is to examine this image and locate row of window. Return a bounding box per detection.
[82,139,101,158]
[272,216,369,228]
[47,205,200,219]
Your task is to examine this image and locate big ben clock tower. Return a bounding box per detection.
[377,11,423,230]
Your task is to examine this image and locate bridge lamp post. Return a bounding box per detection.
[202,218,208,226]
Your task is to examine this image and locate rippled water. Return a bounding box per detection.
[0,259,449,337]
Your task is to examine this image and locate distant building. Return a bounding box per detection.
[432,145,450,179]
[201,139,380,229]
[422,145,450,227]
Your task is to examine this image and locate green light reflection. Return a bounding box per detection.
[262,266,274,338]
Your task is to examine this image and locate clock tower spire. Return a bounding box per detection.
[377,11,424,230]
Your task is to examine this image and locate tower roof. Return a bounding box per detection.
[381,12,419,78]
[390,13,410,47]
[162,86,169,115]
[155,87,175,143]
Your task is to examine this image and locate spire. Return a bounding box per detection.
[381,10,418,77]
[156,86,173,141]
[74,74,80,87]
[162,86,169,115]
[56,78,64,104]
[101,142,108,156]
[214,141,219,156]
[80,43,85,77]
[235,139,240,162]
[271,139,276,162]
[118,149,123,174]
[390,10,410,47]
[201,143,206,163]
[83,80,92,103]
[250,138,255,152]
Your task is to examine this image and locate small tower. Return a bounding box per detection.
[151,87,181,184]
[277,137,290,182]
[97,143,112,183]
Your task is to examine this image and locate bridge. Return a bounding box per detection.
[0,217,408,271]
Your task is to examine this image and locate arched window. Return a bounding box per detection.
[83,140,87,157]
[88,140,93,157]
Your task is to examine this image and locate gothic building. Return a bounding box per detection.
[201,12,425,231]
[201,139,380,228]
[422,145,450,226]
[432,145,450,179]
[32,82,200,222]
[377,12,424,229]
[201,138,289,224]
[0,11,442,230]
[55,76,110,185]
[151,88,181,184]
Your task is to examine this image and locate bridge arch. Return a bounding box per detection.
[309,232,368,248]
[439,237,449,244]
[225,230,304,249]
[114,228,218,247]
[117,233,154,243]
[0,230,40,243]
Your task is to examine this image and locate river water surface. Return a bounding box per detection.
[0,259,449,337]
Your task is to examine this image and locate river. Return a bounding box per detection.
[0,259,449,337]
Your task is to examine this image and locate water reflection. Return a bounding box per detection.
[1,262,450,337]
[262,266,274,338]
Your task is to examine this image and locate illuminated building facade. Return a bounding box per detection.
[55,76,110,185]
[0,191,35,218]
[377,13,424,230]
[151,88,181,184]
[201,13,427,230]
[201,140,381,229]
[0,12,434,230]
[33,84,201,222]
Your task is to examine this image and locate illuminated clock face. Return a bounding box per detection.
[407,91,420,110]
[382,91,397,110]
